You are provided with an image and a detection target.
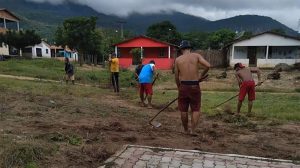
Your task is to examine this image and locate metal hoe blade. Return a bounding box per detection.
[150,120,162,128]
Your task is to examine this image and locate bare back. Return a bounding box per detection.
[176,53,202,81]
[175,52,210,88]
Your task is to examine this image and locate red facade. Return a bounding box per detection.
[113,36,178,70]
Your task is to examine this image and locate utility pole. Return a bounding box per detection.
[298,19,300,33]
[117,21,126,39]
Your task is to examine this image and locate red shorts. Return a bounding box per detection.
[140,83,153,95]
[239,81,255,101]
[178,82,201,112]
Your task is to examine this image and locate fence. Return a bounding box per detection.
[194,50,227,68]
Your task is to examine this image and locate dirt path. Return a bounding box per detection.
[0,77,299,168]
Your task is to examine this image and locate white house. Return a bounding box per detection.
[227,32,300,67]
[0,43,9,56]
[23,41,51,58]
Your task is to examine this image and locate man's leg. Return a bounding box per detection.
[115,72,119,92]
[139,84,146,106]
[181,112,189,134]
[112,73,117,92]
[191,111,201,135]
[237,100,243,115]
[247,100,253,116]
[71,75,75,85]
[146,83,153,108]
[65,75,69,84]
[147,94,152,109]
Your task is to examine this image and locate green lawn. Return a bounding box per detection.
[122,88,300,121]
[0,59,299,121]
[0,59,135,87]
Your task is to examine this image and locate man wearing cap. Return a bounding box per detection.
[174,40,211,135]
[234,63,262,116]
[138,60,156,108]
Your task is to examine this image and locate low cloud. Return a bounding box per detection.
[26,0,300,30]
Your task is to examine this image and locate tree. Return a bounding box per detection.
[182,31,210,50]
[270,28,286,35]
[207,29,236,49]
[0,30,41,55]
[55,16,101,65]
[146,21,181,45]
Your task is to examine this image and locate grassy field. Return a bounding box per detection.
[0,59,136,87]
[0,59,299,121]
[0,76,299,167]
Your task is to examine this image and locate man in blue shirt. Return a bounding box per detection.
[139,60,155,108]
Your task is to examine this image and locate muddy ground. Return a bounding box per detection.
[0,78,299,168]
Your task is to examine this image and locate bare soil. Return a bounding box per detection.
[0,83,299,168]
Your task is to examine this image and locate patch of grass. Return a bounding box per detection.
[0,59,135,87]
[67,135,82,146]
[123,88,300,121]
[25,162,38,168]
[295,88,300,92]
[1,141,56,168]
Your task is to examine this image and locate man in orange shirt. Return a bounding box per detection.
[109,53,119,93]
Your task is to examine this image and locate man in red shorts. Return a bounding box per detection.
[138,60,156,108]
[174,40,211,135]
[234,63,262,116]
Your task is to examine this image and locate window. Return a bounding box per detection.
[234,46,247,59]
[269,46,298,59]
[158,49,166,58]
[46,49,49,54]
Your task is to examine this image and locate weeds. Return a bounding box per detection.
[1,141,55,168]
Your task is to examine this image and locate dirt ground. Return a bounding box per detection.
[0,68,300,168]
[0,78,299,168]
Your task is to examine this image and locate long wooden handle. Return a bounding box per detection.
[149,97,178,123]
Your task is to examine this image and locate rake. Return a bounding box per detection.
[149,74,209,128]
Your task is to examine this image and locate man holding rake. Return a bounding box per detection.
[174,40,211,135]
[234,63,263,116]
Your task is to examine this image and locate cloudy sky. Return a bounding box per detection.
[28,0,300,31]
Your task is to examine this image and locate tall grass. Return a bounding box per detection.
[0,59,136,87]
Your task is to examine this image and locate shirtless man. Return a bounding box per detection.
[234,63,262,116]
[174,40,211,135]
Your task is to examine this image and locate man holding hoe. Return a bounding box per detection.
[234,63,262,116]
[139,60,156,109]
[174,40,211,135]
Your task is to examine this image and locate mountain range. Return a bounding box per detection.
[0,0,299,41]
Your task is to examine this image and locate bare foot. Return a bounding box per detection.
[147,104,153,109]
[140,102,147,107]
[190,130,198,137]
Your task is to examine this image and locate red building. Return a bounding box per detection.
[113,36,178,70]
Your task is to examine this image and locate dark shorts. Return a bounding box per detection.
[140,83,153,95]
[239,81,255,101]
[178,81,201,112]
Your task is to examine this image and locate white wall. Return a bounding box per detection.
[234,33,300,46]
[0,43,9,55]
[24,42,51,58]
[229,33,300,67]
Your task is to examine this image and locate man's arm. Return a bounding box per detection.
[250,67,262,85]
[198,55,211,79]
[174,59,180,88]
[235,73,242,87]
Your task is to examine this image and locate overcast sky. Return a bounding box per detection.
[28,0,300,31]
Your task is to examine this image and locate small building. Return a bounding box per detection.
[113,35,178,70]
[226,32,300,67]
[0,8,20,56]
[23,41,51,58]
[50,45,78,62]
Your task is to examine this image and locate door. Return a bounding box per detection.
[248,46,257,67]
[36,48,42,57]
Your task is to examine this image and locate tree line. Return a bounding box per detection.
[0,16,287,66]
